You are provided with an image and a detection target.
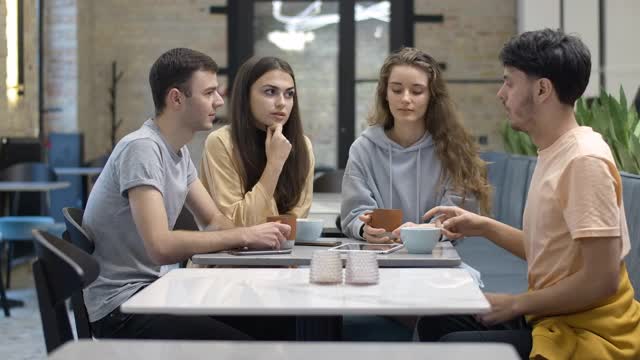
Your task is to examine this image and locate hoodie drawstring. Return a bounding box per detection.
[417,147,421,223]
[388,143,392,208]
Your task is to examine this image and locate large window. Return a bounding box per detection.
[228,0,408,168]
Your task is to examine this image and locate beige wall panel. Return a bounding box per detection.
[79,0,228,160]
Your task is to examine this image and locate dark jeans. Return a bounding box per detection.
[417,315,532,360]
[92,306,297,341]
[91,306,252,340]
[216,316,297,341]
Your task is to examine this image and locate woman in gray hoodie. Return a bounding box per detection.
[341,47,491,242]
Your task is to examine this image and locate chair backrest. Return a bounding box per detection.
[62,207,94,253]
[32,230,99,353]
[61,207,95,338]
[621,171,640,298]
[480,151,509,217]
[496,154,536,229]
[313,169,344,193]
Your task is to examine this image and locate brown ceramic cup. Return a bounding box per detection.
[266,214,297,249]
[369,209,403,239]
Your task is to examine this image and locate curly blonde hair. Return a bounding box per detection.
[368,47,491,215]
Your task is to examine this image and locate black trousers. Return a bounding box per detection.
[416,314,532,360]
[91,306,251,340]
[92,306,296,341]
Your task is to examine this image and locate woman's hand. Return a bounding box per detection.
[265,124,292,167]
[358,212,395,244]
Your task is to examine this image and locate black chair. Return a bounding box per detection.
[62,207,94,253]
[0,162,58,289]
[32,230,99,353]
[0,265,8,316]
[62,207,94,339]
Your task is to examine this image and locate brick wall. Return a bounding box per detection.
[43,0,78,134]
[77,0,228,161]
[13,0,514,161]
[0,0,39,138]
[414,0,516,151]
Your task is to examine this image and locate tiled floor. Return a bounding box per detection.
[1,262,47,360]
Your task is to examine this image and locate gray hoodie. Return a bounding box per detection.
[341,125,477,240]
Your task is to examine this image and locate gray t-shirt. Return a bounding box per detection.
[83,119,197,322]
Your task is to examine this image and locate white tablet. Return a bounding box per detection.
[228,248,292,256]
[328,243,404,254]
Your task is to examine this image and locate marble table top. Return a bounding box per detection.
[49,340,519,360]
[121,267,489,316]
[191,238,461,267]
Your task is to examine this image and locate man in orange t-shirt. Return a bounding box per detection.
[417,29,640,359]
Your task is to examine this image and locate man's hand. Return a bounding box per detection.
[243,222,290,250]
[477,293,522,326]
[358,212,394,244]
[423,206,488,239]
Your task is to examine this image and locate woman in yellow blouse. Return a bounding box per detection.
[199,56,314,226]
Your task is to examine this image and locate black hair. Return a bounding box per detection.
[500,29,591,105]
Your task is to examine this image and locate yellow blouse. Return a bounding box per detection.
[199,125,315,226]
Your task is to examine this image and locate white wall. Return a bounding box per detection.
[605,0,640,100]
[564,0,599,97]
[517,0,560,33]
[517,0,640,101]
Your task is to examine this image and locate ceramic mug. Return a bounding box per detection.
[400,226,441,254]
[369,208,403,240]
[266,214,297,249]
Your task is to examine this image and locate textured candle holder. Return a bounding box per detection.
[345,251,379,285]
[309,250,343,284]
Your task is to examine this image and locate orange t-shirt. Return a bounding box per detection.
[523,126,630,291]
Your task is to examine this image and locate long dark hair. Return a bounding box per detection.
[369,47,491,215]
[229,56,310,214]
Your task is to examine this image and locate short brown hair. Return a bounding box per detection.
[148,48,218,115]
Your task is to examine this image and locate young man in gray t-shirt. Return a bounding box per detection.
[83,48,290,340]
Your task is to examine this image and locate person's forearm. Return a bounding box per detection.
[514,265,619,319]
[146,228,246,265]
[482,217,527,259]
[257,160,284,197]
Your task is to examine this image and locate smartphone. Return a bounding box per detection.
[228,248,293,256]
[328,243,404,254]
[296,240,342,247]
